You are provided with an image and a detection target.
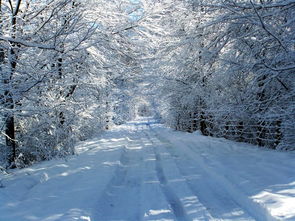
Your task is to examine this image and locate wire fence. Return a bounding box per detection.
[170,108,295,150]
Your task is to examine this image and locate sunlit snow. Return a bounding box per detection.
[0,118,294,221]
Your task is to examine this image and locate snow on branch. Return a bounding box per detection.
[0,36,58,51]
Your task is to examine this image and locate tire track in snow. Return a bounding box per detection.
[94,145,129,219]
[152,143,190,221]
[139,134,177,220]
[94,135,144,221]
[152,128,277,221]
[151,128,277,221]
[144,128,190,220]
[147,129,252,220]
[189,146,277,221]
[145,129,218,221]
[159,140,255,220]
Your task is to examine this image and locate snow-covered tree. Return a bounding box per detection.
[147,0,295,150]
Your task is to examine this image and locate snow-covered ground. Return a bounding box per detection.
[0,118,294,221]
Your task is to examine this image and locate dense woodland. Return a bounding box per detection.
[0,0,294,168]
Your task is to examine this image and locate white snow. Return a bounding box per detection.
[0,118,294,221]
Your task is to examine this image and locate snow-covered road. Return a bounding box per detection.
[0,118,294,221]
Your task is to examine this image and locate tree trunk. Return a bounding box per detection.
[5,45,18,168]
[1,44,16,166]
[4,2,22,168]
[189,112,197,133]
[200,111,208,136]
[5,114,16,167]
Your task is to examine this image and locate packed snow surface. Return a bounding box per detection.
[0,118,294,221]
